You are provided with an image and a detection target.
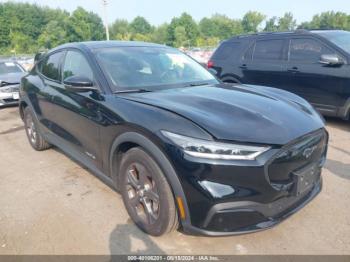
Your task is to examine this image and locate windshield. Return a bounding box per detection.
[0,62,23,75]
[315,30,350,54]
[95,46,218,91]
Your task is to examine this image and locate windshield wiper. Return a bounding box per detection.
[113,89,151,94]
[186,82,210,87]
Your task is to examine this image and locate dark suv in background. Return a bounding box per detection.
[209,30,350,119]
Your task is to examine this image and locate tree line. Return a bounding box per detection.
[1,2,350,54]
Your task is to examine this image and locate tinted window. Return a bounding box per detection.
[63,51,93,81]
[0,62,23,74]
[253,39,284,61]
[289,38,333,63]
[40,52,63,81]
[213,42,240,60]
[314,31,350,54]
[243,44,254,61]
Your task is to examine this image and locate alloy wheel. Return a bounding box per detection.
[26,114,37,144]
[125,162,160,225]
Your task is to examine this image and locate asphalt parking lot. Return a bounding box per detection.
[0,106,349,255]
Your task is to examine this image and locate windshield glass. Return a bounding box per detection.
[315,30,350,53]
[95,46,217,91]
[0,62,23,75]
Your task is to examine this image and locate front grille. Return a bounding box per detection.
[3,98,17,102]
[267,129,327,189]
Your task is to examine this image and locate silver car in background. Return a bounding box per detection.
[0,61,26,107]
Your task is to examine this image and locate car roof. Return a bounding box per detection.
[52,41,168,52]
[226,29,346,42]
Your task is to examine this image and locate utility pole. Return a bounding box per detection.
[102,0,110,41]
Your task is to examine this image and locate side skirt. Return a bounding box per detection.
[45,132,117,191]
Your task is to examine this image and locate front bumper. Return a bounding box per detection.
[0,92,19,106]
[183,178,322,236]
[165,129,328,236]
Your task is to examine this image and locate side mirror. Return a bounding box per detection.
[63,76,97,92]
[319,54,344,66]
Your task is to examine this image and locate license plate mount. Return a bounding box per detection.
[293,164,319,196]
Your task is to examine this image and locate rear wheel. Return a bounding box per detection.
[24,107,51,151]
[120,147,178,236]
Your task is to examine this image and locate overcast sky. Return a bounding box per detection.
[4,0,350,25]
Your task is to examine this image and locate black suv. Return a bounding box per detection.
[20,41,327,236]
[209,30,350,119]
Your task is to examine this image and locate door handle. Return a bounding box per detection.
[287,67,299,73]
[240,64,248,69]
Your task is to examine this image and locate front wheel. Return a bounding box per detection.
[120,147,178,236]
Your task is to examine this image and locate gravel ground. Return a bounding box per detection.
[0,106,349,255]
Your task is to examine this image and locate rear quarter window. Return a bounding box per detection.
[212,42,241,60]
[38,52,64,81]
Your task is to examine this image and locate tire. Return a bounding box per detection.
[24,107,51,151]
[120,147,178,236]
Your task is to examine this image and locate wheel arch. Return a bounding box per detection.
[109,131,192,226]
[220,74,242,84]
[338,96,350,120]
[19,100,28,120]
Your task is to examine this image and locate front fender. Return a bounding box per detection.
[109,131,192,228]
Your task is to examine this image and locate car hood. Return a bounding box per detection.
[0,72,25,84]
[119,84,325,145]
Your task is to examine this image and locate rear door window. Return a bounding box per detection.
[39,52,64,81]
[243,43,254,61]
[253,39,284,61]
[289,38,334,63]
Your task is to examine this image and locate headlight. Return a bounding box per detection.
[161,131,270,160]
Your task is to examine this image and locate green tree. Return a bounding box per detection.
[110,19,130,40]
[199,14,243,40]
[150,23,169,44]
[299,11,350,30]
[167,13,199,46]
[0,6,11,49]
[264,13,296,32]
[242,11,266,33]
[196,36,220,47]
[278,12,297,31]
[67,7,105,42]
[174,26,187,47]
[264,17,278,32]
[131,33,151,42]
[130,16,152,35]
[38,20,68,49]
[3,1,350,53]
[10,31,36,53]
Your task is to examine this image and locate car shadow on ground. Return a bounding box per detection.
[325,116,349,132]
[324,159,350,181]
[109,220,165,259]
